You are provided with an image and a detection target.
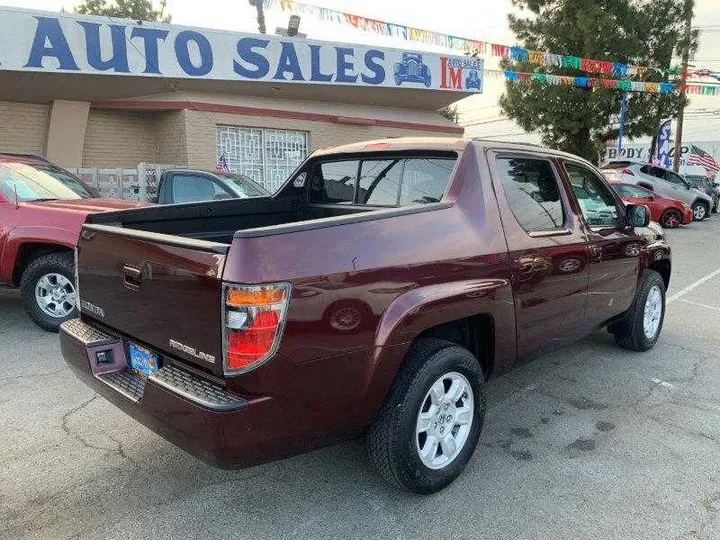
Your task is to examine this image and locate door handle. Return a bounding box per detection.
[122,263,143,289]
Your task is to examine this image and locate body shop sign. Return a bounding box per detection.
[0,8,482,93]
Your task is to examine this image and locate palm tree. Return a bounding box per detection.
[248,0,266,34]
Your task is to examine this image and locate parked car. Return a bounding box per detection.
[0,153,146,331]
[683,170,719,213]
[60,138,670,494]
[153,169,270,204]
[601,161,713,221]
[610,182,693,228]
[394,52,432,87]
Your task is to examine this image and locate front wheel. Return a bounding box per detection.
[611,269,665,351]
[20,252,77,332]
[692,202,708,221]
[365,339,486,494]
[660,209,682,229]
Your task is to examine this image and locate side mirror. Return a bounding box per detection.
[626,204,650,228]
[647,195,654,201]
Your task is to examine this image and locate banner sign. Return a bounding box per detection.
[604,142,720,177]
[0,7,482,94]
[656,120,672,168]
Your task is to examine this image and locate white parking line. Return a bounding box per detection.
[677,299,720,313]
[667,268,720,304]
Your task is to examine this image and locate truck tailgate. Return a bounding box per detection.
[76,224,228,376]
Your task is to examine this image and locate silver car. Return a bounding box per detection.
[602,161,714,221]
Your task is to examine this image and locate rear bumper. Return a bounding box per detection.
[59,318,290,468]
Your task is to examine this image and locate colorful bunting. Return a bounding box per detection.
[501,71,720,96]
[262,0,687,78]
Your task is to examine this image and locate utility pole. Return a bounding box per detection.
[673,0,693,172]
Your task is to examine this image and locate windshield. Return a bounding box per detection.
[215,172,270,198]
[0,162,94,201]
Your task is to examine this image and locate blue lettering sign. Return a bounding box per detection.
[234,37,270,79]
[78,22,129,73]
[130,27,169,74]
[24,16,79,71]
[335,47,357,84]
[274,41,304,81]
[175,30,213,76]
[308,44,332,82]
[362,50,385,85]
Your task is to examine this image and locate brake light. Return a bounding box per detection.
[223,283,291,374]
[621,168,635,176]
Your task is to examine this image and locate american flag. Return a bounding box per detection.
[216,153,230,172]
[687,145,720,178]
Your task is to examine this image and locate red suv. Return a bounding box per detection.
[0,153,145,331]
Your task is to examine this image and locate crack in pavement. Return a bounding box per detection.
[0,367,68,382]
[60,394,135,465]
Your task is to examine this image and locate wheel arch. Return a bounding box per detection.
[11,241,74,286]
[649,258,671,290]
[360,279,515,422]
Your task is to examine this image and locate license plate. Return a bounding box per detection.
[128,342,160,376]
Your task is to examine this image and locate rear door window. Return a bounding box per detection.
[496,157,565,232]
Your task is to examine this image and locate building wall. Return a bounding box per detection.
[0,101,49,155]
[183,109,453,170]
[82,109,157,167]
[154,109,188,166]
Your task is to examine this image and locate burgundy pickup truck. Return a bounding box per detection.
[60,138,670,493]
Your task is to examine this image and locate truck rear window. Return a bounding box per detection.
[309,157,456,206]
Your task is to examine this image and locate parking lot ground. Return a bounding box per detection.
[3,219,720,540]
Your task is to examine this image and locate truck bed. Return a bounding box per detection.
[87,196,384,245]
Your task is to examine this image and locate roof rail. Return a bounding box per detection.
[470,138,541,147]
[0,152,50,162]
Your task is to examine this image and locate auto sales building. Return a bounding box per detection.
[0,7,482,192]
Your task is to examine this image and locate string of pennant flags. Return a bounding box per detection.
[262,0,681,78]
[498,71,720,95]
[263,0,720,95]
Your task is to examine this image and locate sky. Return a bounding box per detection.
[3,0,720,146]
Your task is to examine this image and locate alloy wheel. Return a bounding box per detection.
[415,372,474,470]
[35,273,76,318]
[643,285,663,339]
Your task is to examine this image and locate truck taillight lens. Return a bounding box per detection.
[223,283,291,375]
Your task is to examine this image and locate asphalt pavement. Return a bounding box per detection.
[2,218,720,540]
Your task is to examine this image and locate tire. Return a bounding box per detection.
[20,252,77,332]
[611,269,665,352]
[365,338,486,494]
[691,201,709,221]
[660,209,682,229]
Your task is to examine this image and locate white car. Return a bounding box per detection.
[602,161,714,221]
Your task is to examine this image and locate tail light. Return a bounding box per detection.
[621,168,635,176]
[222,283,291,375]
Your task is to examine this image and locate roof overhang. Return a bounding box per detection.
[0,7,483,111]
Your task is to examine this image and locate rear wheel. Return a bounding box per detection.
[692,201,708,221]
[611,269,665,352]
[660,209,682,228]
[20,252,77,332]
[366,339,486,494]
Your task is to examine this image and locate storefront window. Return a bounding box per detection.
[216,126,308,193]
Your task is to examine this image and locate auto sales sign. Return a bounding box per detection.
[0,7,483,94]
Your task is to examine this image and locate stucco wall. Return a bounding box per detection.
[0,101,49,155]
